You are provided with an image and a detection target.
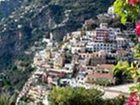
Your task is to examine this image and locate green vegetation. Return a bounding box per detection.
[113,0,137,24]
[0,93,10,105]
[1,55,35,95]
[0,0,114,96]
[130,83,140,94]
[0,60,35,104]
[113,60,140,84]
[49,87,125,105]
[113,0,128,24]
[113,61,131,84]
[127,63,140,83]
[95,78,113,86]
[134,43,140,58]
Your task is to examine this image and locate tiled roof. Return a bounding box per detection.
[97,64,114,70]
[88,72,113,79]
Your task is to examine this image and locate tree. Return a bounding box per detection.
[113,0,140,36]
[49,87,104,105]
[113,0,138,24]
[113,61,130,84]
[113,0,140,104]
[49,87,125,105]
[127,62,140,83]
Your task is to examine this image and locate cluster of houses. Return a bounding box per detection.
[17,22,135,104]
[33,22,134,86]
[15,6,138,104]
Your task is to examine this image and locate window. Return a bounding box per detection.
[90,48,92,51]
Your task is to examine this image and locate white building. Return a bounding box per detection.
[116,36,127,49]
[93,24,118,42]
[107,6,116,18]
[107,6,114,15]
[71,42,86,54]
[108,28,117,41]
[86,42,116,52]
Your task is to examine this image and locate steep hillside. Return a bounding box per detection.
[0,0,23,19]
[0,0,114,70]
[0,0,113,92]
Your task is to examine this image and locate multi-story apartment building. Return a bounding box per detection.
[86,42,116,52]
[93,28,109,42]
[108,28,117,41]
[85,23,129,53]
[53,52,65,69]
[116,36,127,49]
[93,24,120,42]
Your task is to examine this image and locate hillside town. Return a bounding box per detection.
[16,7,138,105]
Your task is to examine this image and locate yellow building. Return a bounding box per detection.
[53,52,65,69]
[45,50,51,60]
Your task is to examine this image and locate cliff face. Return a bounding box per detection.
[0,0,113,70]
